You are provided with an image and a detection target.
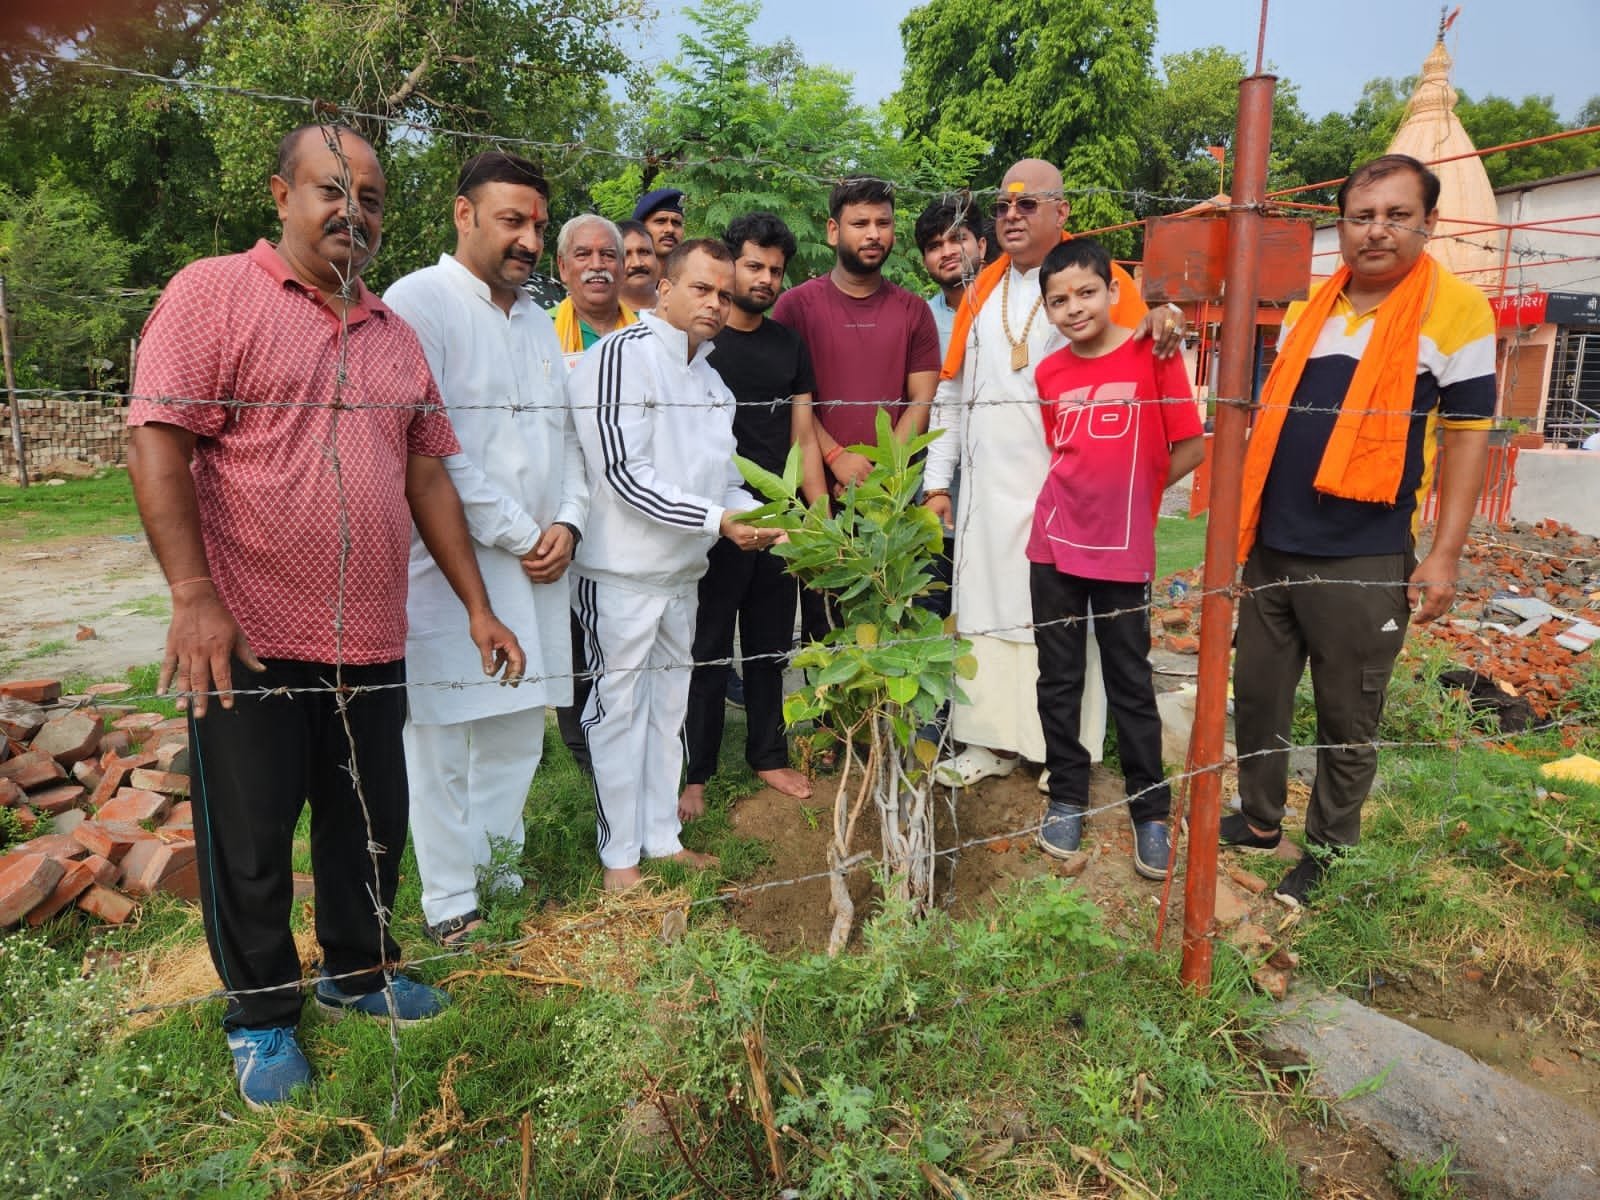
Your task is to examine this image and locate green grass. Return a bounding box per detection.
[1155,512,1208,582]
[0,469,140,541]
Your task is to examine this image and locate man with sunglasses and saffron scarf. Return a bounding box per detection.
[1226,154,1493,909]
[922,158,1180,794]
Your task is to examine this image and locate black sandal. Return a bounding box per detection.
[425,909,484,947]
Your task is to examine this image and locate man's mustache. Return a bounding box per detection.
[322,216,370,247]
[505,247,537,265]
[581,269,615,284]
[626,265,654,278]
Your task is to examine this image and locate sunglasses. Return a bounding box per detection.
[991,193,1059,218]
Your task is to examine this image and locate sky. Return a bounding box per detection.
[622,0,1600,122]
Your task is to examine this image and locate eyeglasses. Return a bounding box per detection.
[991,193,1060,218]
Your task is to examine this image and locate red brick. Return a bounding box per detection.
[96,788,171,825]
[159,857,200,902]
[50,808,87,835]
[128,768,189,797]
[161,800,193,830]
[97,730,132,758]
[84,682,132,698]
[17,832,87,862]
[30,712,102,766]
[71,820,155,863]
[76,884,136,924]
[0,778,21,808]
[0,679,62,705]
[88,752,158,809]
[29,784,85,816]
[0,749,67,791]
[111,712,163,737]
[121,840,197,898]
[80,854,119,887]
[0,853,65,926]
[13,806,36,833]
[0,698,47,742]
[25,860,94,926]
[152,740,191,773]
[71,759,104,790]
[152,717,188,736]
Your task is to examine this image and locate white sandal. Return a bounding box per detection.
[934,746,1018,787]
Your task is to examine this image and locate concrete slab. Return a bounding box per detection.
[1266,990,1600,1200]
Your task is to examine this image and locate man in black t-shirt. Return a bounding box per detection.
[678,213,821,821]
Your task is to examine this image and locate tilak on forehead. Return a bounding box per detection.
[1006,181,1027,193]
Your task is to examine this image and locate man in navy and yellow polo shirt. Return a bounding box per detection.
[1224,154,1494,908]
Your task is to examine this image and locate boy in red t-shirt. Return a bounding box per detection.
[1028,239,1204,878]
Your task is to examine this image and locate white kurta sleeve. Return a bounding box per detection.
[442,453,540,556]
[924,374,964,491]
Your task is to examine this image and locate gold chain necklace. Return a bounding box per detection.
[1000,269,1044,371]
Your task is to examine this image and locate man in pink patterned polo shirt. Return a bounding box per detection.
[127,123,525,1111]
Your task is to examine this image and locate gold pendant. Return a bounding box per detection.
[1009,342,1029,372]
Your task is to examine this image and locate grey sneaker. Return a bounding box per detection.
[1130,819,1172,880]
[1037,802,1086,859]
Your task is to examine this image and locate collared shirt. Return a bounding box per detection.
[928,291,959,356]
[128,239,459,664]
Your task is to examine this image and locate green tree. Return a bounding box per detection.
[1459,93,1600,187]
[199,0,642,286]
[0,173,138,390]
[612,0,901,282]
[896,0,1157,244]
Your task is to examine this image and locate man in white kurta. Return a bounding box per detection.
[384,153,587,941]
[924,159,1164,786]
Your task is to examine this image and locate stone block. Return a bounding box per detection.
[29,784,85,815]
[128,768,189,797]
[0,698,47,742]
[71,759,104,790]
[50,808,88,835]
[25,860,95,925]
[18,832,87,862]
[76,884,136,924]
[0,854,65,926]
[80,854,119,887]
[122,840,197,898]
[31,712,102,766]
[96,787,171,825]
[0,679,62,705]
[97,730,132,758]
[71,820,154,863]
[0,749,67,791]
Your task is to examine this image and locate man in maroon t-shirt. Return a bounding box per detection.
[771,177,942,648]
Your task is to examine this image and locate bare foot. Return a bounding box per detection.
[603,866,644,892]
[758,767,812,799]
[665,848,720,871]
[677,783,706,824]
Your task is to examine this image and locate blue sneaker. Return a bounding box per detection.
[314,972,451,1027]
[1037,802,1086,859]
[226,1025,311,1110]
[1130,819,1172,880]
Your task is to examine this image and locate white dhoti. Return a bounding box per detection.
[403,709,545,926]
[931,263,1106,763]
[575,576,696,870]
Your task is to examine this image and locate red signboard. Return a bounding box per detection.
[1490,291,1547,328]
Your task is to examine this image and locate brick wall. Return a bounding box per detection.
[0,397,128,475]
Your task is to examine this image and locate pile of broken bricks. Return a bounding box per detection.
[0,677,196,929]
[1418,519,1600,720]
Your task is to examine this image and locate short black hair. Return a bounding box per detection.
[1337,153,1440,216]
[663,236,734,282]
[456,151,549,202]
[617,218,651,242]
[828,176,895,221]
[914,194,984,254]
[723,212,798,266]
[1039,238,1113,291]
[274,122,370,183]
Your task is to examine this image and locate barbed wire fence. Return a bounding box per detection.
[3,50,1599,1197]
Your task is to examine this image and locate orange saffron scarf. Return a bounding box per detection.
[552,297,637,355]
[939,233,1148,381]
[1237,254,1440,560]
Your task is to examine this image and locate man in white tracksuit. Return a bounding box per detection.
[385,152,588,943]
[569,238,777,891]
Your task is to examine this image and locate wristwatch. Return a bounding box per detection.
[555,521,582,546]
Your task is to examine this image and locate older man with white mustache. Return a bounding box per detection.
[550,213,638,370]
